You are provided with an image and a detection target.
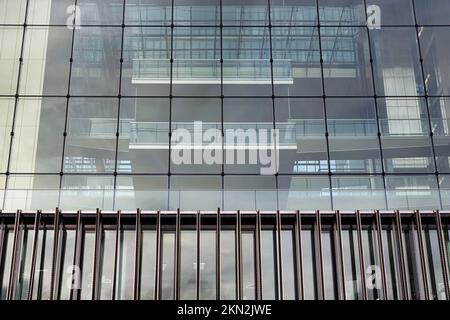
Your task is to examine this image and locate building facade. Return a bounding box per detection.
[0,0,450,300]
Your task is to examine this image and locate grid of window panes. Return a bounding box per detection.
[1,0,450,212]
[1,210,450,300]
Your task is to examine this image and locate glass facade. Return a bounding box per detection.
[0,0,450,301]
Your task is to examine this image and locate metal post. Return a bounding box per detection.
[276,210,283,300]
[216,208,221,300]
[355,210,367,300]
[236,210,242,300]
[434,210,450,300]
[315,210,324,300]
[375,210,388,300]
[92,208,102,300]
[394,210,409,299]
[112,210,121,300]
[70,210,82,300]
[175,208,181,300]
[295,210,304,300]
[154,210,161,300]
[50,208,61,300]
[335,210,346,300]
[134,209,142,300]
[196,210,201,300]
[414,210,430,300]
[27,210,41,300]
[255,211,262,300]
[7,210,22,300]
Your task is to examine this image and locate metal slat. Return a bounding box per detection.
[134,209,142,300]
[276,210,283,300]
[112,210,121,300]
[315,210,324,300]
[50,208,61,300]
[92,209,102,300]
[216,208,220,300]
[335,210,346,300]
[375,210,388,300]
[236,210,242,300]
[154,210,161,300]
[295,210,304,300]
[70,210,82,300]
[196,210,201,300]
[394,210,409,299]
[434,210,450,300]
[355,210,367,300]
[175,209,181,300]
[414,210,430,300]
[255,211,262,300]
[27,211,41,300]
[7,210,22,300]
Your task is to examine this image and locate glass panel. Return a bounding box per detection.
[281,229,296,300]
[222,27,271,96]
[378,98,435,174]
[118,98,170,174]
[441,175,450,210]
[270,0,317,27]
[332,176,386,211]
[121,26,171,97]
[77,0,124,25]
[0,98,14,173]
[170,176,221,210]
[98,229,116,300]
[318,0,366,26]
[60,175,114,210]
[322,27,373,96]
[0,28,23,95]
[275,98,327,175]
[160,231,175,300]
[369,0,414,26]
[261,229,277,299]
[180,230,196,299]
[429,98,450,173]
[27,0,76,25]
[370,28,423,97]
[172,27,221,96]
[0,230,14,300]
[199,230,216,300]
[19,27,72,96]
[420,27,450,96]
[115,176,169,210]
[223,98,274,175]
[174,0,220,26]
[80,231,95,300]
[10,98,65,174]
[140,229,156,300]
[222,0,270,26]
[171,98,221,174]
[220,229,236,299]
[272,27,322,97]
[125,0,172,25]
[327,98,381,174]
[58,229,76,300]
[0,0,27,24]
[71,27,122,96]
[241,231,255,300]
[386,175,440,210]
[278,176,331,211]
[64,98,118,174]
[224,176,277,211]
[115,229,135,300]
[415,0,450,25]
